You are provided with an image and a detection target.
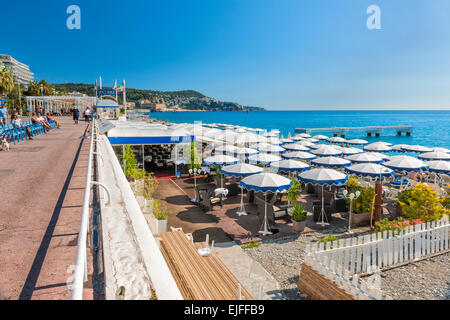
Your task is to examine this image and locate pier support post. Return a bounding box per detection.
[397,131,401,136]
[367,132,372,137]
[406,131,411,136]
[375,132,380,137]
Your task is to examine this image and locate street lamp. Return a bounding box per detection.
[40,84,43,96]
[342,189,360,232]
[189,167,202,203]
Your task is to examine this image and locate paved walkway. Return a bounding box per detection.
[0,117,94,300]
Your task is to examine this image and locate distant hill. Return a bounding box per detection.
[52,83,264,111]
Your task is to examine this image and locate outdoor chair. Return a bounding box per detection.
[440,174,450,186]
[198,190,222,212]
[254,196,289,228]
[312,204,333,223]
[226,182,240,197]
[246,189,255,203]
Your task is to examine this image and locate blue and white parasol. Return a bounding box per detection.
[270,159,311,173]
[298,168,348,226]
[311,145,343,157]
[222,163,264,216]
[425,160,450,174]
[282,151,317,160]
[240,173,293,235]
[418,151,450,161]
[364,142,393,152]
[311,156,352,168]
[203,154,240,166]
[248,153,281,165]
[346,163,393,178]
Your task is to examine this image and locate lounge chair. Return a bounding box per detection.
[226,182,240,197]
[254,195,289,226]
[198,190,222,212]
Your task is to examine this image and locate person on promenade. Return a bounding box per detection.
[11,114,33,140]
[83,107,91,122]
[31,112,51,133]
[72,106,79,124]
[0,104,7,126]
[46,112,61,129]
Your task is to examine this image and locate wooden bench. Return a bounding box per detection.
[160,230,253,300]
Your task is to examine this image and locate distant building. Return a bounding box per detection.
[126,102,135,109]
[0,54,34,89]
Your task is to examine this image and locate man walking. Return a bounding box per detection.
[0,103,7,126]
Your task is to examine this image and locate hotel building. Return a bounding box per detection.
[0,54,34,89]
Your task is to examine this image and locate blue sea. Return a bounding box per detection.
[149,110,450,149]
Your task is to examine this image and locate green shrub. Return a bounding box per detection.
[317,235,339,248]
[292,203,307,222]
[345,186,375,214]
[287,178,301,205]
[398,184,449,222]
[153,200,171,220]
[241,241,260,249]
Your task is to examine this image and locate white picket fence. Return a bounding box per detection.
[306,217,449,276]
[304,254,388,300]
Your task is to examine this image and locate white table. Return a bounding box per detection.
[214,188,229,198]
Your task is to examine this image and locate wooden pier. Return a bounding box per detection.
[295,125,412,138]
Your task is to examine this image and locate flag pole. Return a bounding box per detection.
[123,79,127,118]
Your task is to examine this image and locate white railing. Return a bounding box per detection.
[71,119,104,300]
[306,218,449,276]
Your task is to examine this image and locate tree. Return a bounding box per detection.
[0,62,14,96]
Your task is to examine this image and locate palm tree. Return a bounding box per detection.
[0,62,15,96]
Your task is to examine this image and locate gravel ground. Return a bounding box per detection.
[380,252,449,300]
[244,229,450,300]
[243,228,347,300]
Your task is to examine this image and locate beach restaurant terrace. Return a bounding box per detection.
[99,119,194,175]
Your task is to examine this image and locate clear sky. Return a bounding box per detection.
[2,0,450,110]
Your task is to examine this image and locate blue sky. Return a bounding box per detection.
[2,0,450,110]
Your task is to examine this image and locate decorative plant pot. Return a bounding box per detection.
[144,198,154,212]
[293,220,307,232]
[350,212,371,227]
[156,219,167,234]
[133,179,144,193]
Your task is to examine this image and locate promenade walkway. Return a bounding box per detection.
[0,117,94,300]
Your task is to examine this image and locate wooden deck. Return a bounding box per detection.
[160,230,253,300]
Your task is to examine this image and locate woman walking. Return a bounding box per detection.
[72,105,79,124]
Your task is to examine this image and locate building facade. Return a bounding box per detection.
[0,54,34,89]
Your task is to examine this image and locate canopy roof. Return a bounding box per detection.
[106,120,194,145]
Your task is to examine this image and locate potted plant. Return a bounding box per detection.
[152,200,171,235]
[292,203,307,232]
[287,178,301,209]
[143,172,159,209]
[346,186,375,227]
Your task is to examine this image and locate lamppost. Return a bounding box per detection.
[189,167,202,203]
[342,189,360,233]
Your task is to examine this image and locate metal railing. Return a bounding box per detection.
[71,119,111,299]
[71,119,95,299]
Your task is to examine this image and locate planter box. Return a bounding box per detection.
[293,220,307,232]
[155,219,167,235]
[350,212,371,227]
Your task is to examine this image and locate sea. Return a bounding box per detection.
[148,110,450,149]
